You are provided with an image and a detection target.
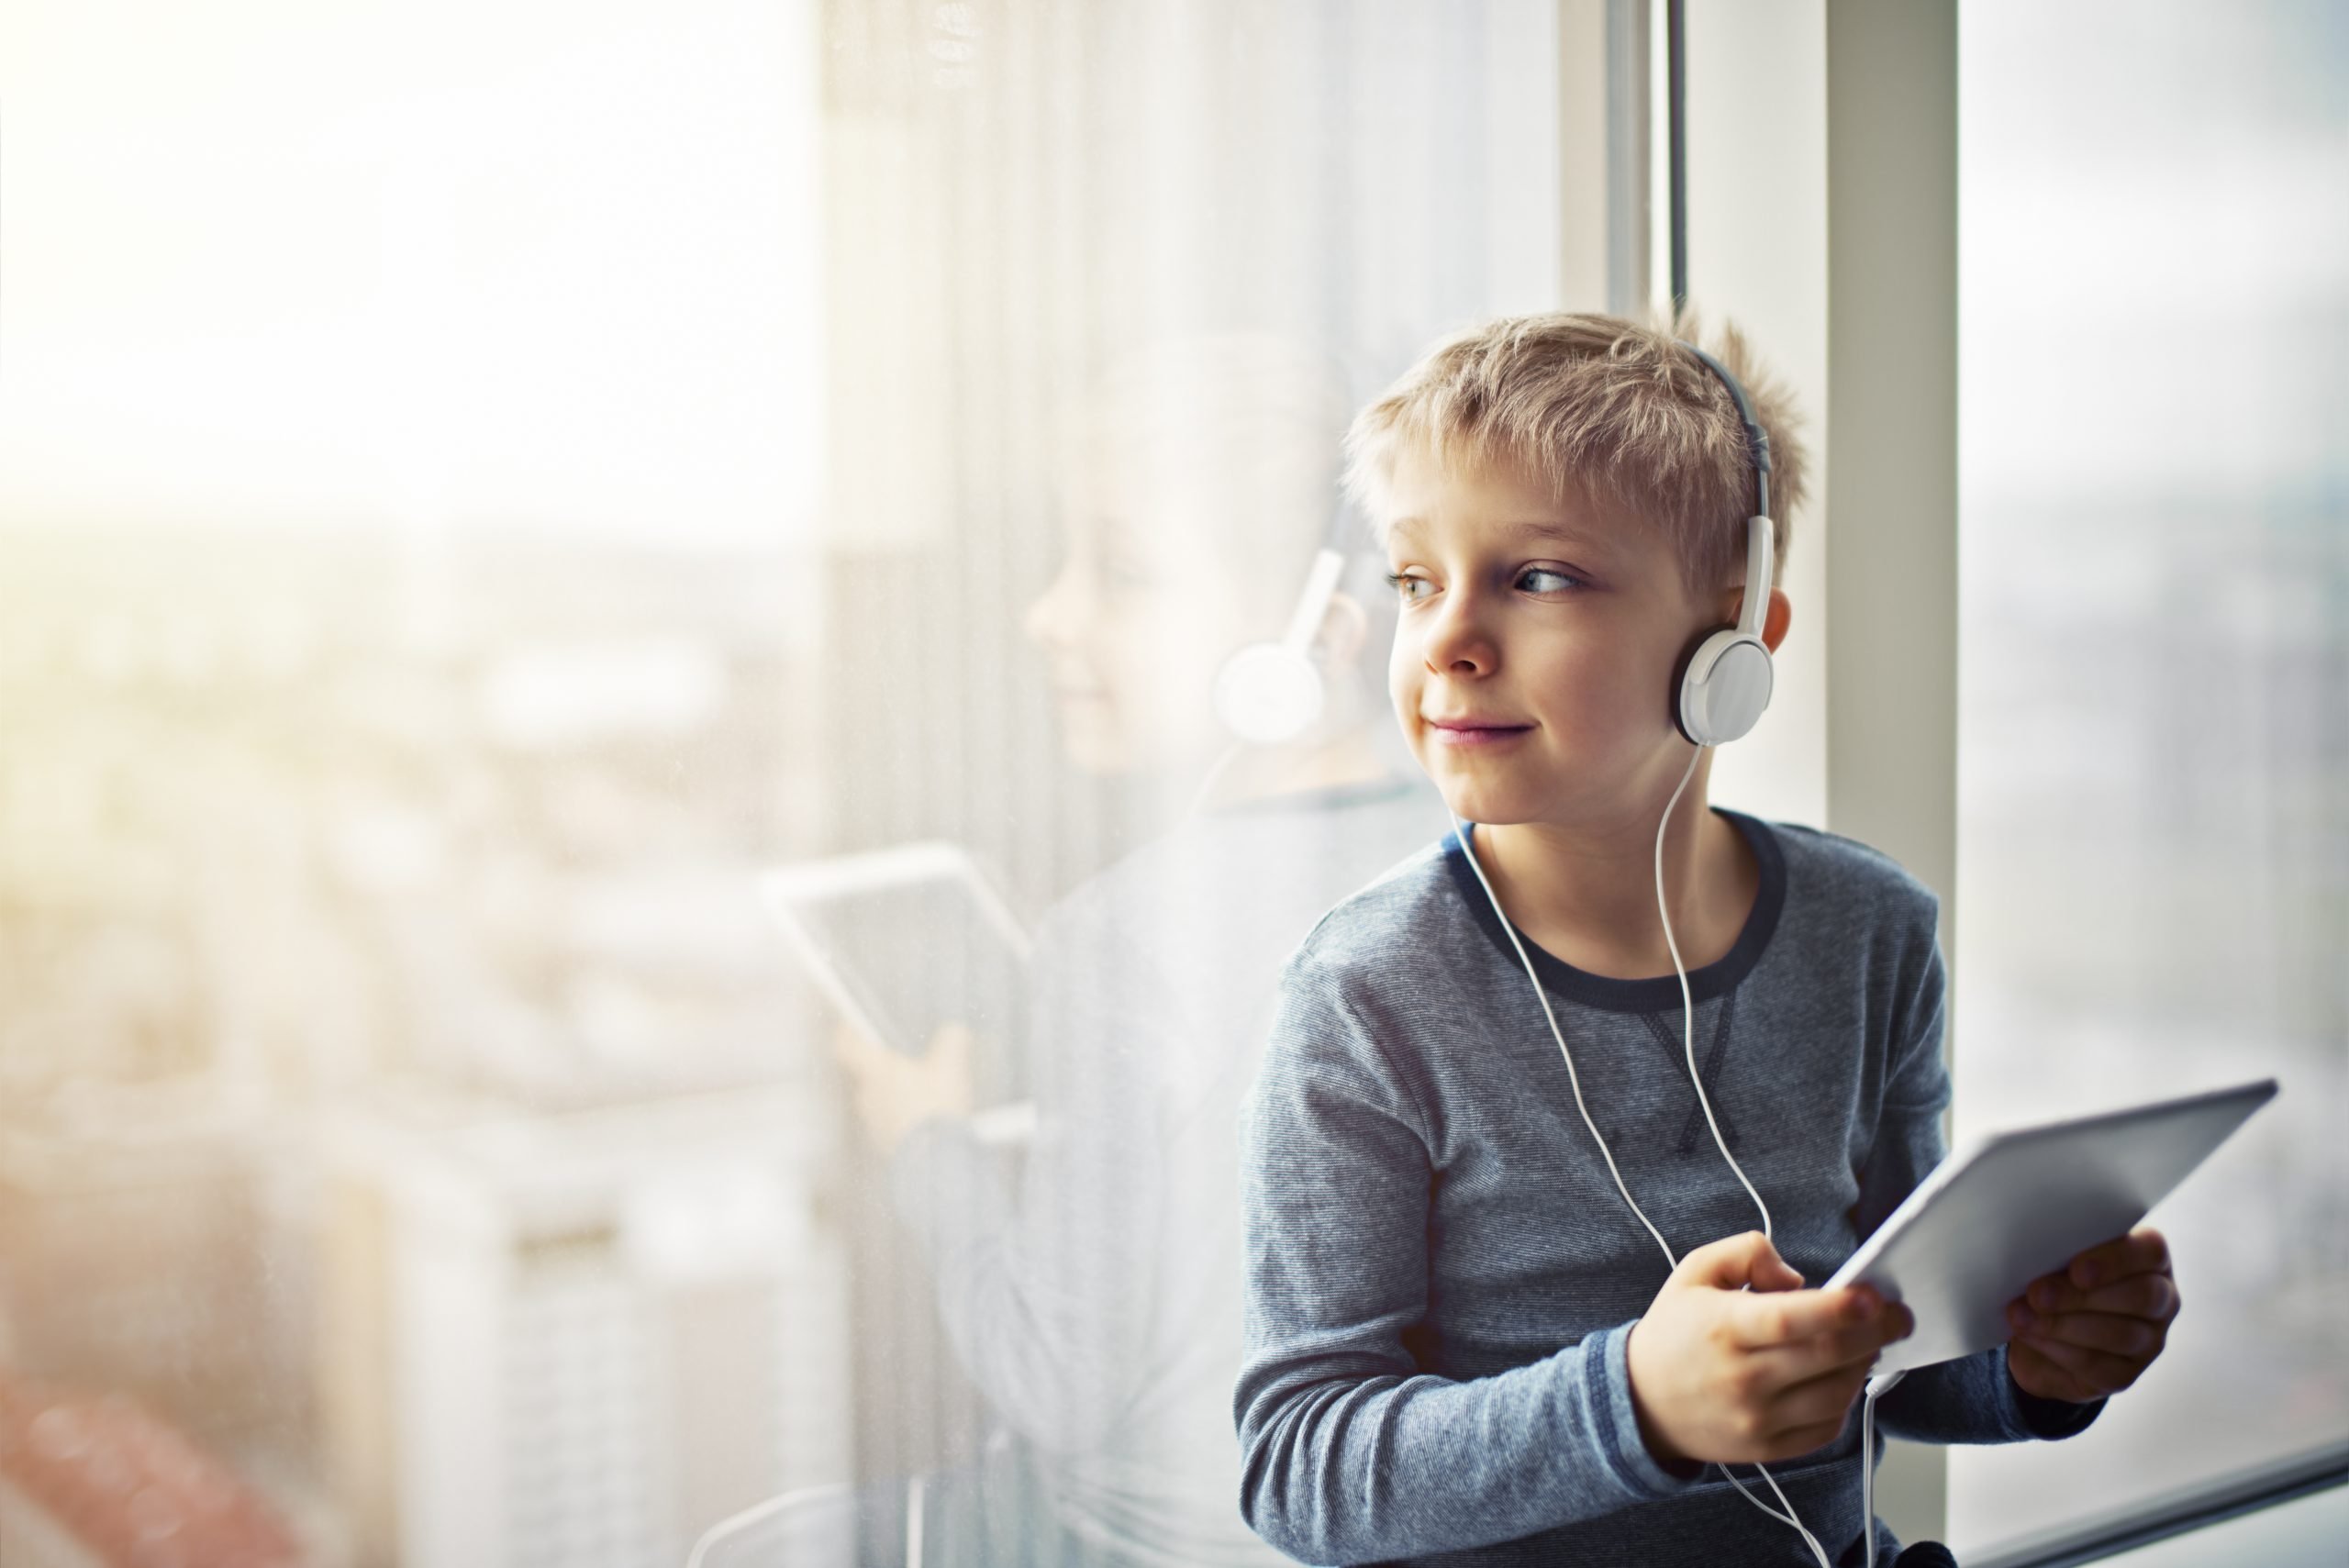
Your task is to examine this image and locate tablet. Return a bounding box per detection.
[759,840,1039,1147]
[1824,1077,2277,1377]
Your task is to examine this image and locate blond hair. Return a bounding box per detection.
[1341,309,1810,600]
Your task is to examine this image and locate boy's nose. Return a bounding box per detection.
[1023,562,1091,651]
[1419,596,1496,676]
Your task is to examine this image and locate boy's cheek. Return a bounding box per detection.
[1387,660,1420,735]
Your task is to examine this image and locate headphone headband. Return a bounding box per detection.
[1671,338,1778,747]
[1681,341,1772,525]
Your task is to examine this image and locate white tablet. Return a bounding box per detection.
[760,840,1040,1147]
[1824,1077,2277,1377]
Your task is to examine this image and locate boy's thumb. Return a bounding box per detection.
[1681,1230,1805,1293]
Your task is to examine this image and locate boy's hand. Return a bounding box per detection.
[1626,1231,1914,1472]
[830,1018,976,1158]
[2004,1226,2178,1405]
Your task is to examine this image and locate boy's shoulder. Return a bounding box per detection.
[1760,815,1943,931]
[1283,833,1464,982]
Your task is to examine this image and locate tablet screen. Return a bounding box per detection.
[761,844,1032,1111]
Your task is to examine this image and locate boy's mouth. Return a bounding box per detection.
[1426,717,1535,748]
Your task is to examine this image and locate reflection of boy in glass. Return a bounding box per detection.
[830,336,1444,1566]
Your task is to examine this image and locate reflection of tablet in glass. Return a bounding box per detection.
[1825,1077,2277,1377]
[759,840,1037,1147]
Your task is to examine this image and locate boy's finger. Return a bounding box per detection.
[2065,1227,2169,1292]
[1680,1229,1798,1293]
[2010,1329,2141,1393]
[2008,1305,2165,1362]
[1748,1304,1912,1384]
[1763,1359,1876,1435]
[1734,1284,1888,1349]
[2009,1338,2102,1405]
[2028,1265,2181,1323]
[2065,1273,2181,1324]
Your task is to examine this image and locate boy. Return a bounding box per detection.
[1232,313,2182,1566]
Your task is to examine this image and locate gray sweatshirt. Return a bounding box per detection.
[1234,810,2103,1566]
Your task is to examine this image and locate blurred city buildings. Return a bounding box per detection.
[0,528,852,1566]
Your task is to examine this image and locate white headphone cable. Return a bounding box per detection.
[1652,744,1776,1245]
[1448,741,1888,1568]
[1184,740,1248,820]
[1447,794,1685,1277]
[1653,749,1842,1564]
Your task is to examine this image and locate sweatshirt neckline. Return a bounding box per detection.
[1441,807,1785,1015]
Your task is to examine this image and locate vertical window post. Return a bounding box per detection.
[1826,0,1960,1540]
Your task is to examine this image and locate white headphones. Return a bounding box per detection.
[1672,341,1778,748]
[1209,502,1353,746]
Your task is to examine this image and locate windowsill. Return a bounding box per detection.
[1967,1439,2349,1568]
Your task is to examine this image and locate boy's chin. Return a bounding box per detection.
[1429,779,1537,827]
[1427,768,1604,829]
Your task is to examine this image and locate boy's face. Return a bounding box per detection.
[1024,469,1282,778]
[1382,444,1718,828]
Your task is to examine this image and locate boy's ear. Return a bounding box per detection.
[1314,590,1372,667]
[1759,587,1792,654]
[1725,586,1795,655]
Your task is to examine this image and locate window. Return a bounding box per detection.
[1949,0,2349,1551]
[0,4,1593,1563]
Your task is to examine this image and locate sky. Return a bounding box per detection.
[3,0,2340,539]
[0,0,823,547]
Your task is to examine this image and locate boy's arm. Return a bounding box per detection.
[1234,963,1699,1564]
[885,909,1174,1454]
[1859,927,2107,1446]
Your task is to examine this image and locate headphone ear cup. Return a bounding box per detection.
[1669,625,1712,744]
[1213,642,1327,745]
[1675,629,1774,746]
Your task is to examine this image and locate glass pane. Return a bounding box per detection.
[0,3,1584,1564]
[1951,0,2349,1552]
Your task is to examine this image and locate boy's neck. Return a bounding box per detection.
[1469,760,1759,984]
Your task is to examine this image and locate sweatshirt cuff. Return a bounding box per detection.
[1998,1344,2107,1440]
[1582,1321,1706,1500]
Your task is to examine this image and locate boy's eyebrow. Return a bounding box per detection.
[1501,519,1612,553]
[1387,516,1613,555]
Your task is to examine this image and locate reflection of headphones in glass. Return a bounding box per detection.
[1209,498,1354,746]
[1671,342,1778,748]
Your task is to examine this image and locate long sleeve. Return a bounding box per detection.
[1857,921,2106,1446]
[1232,964,1700,1564]
[885,906,1180,1456]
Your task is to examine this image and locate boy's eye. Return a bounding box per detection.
[1385,566,1586,601]
[1518,566,1585,594]
[1383,571,1435,603]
